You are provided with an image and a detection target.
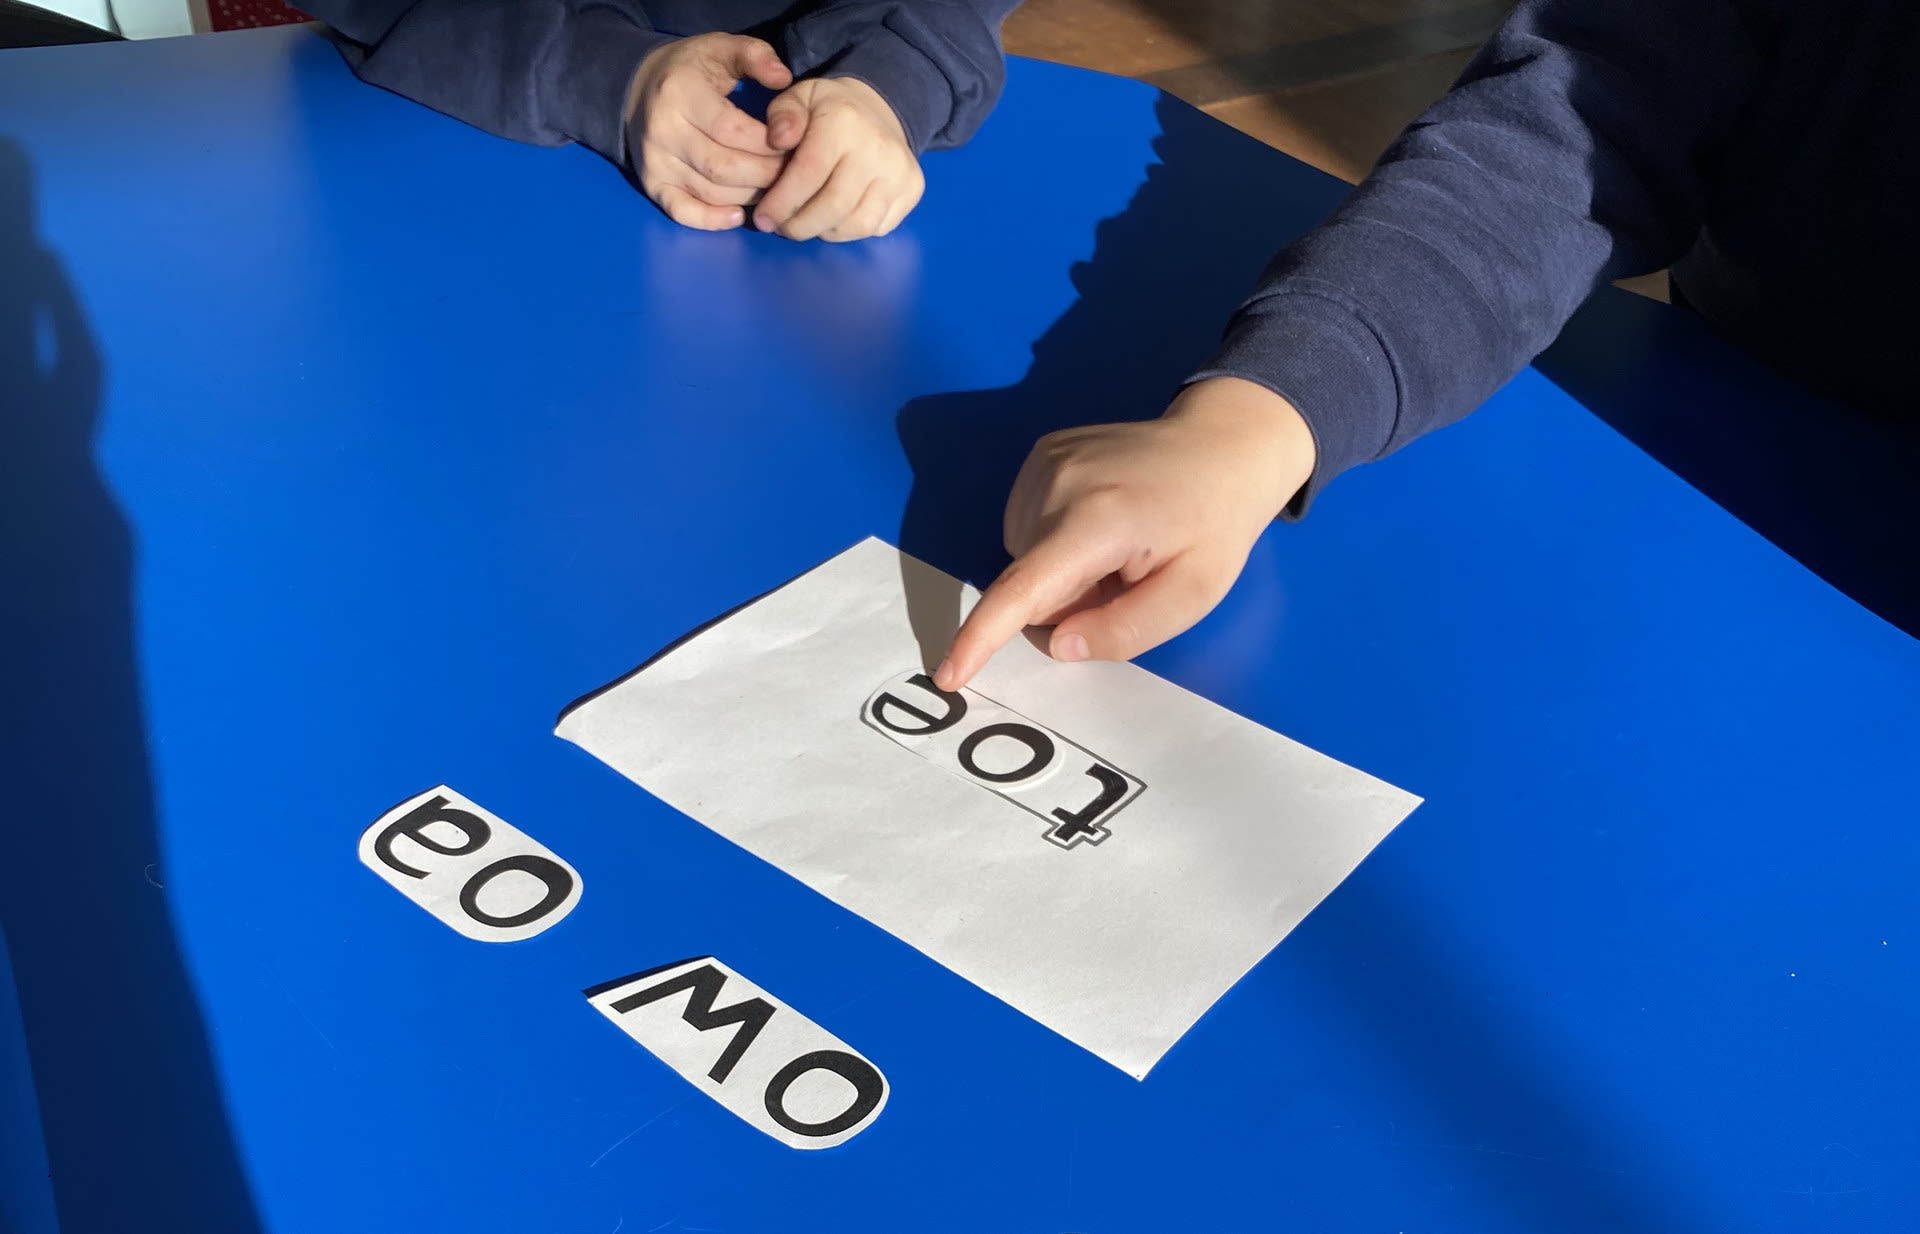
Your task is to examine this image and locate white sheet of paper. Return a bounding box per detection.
[557,538,1420,1077]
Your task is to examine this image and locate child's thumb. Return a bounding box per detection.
[720,36,793,92]
[765,91,808,152]
[1051,566,1214,665]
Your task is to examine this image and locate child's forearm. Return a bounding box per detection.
[314,0,672,163]
[1196,0,1759,508]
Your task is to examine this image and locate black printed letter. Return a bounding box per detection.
[869,673,970,735]
[609,964,776,1083]
[457,853,576,929]
[956,722,1057,783]
[374,794,491,879]
[1048,763,1128,847]
[763,1050,886,1138]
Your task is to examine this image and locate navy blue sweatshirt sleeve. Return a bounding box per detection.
[314,1,673,165]
[784,1,1020,152]
[307,1,1015,166]
[1191,0,1761,513]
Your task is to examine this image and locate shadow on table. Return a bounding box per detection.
[1538,291,1920,640]
[0,137,263,1234]
[893,94,1718,1234]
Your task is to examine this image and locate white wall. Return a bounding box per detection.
[116,0,197,37]
[23,0,199,37]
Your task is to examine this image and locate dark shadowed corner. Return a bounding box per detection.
[0,136,265,1234]
[1537,290,1920,640]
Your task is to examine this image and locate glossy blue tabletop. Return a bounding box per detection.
[2,25,1916,1234]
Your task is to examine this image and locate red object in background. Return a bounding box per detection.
[207,0,310,30]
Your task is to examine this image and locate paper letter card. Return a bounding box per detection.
[587,958,887,1149]
[360,786,582,942]
[557,538,1420,1077]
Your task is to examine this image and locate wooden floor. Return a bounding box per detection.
[1003,0,1508,184]
[1003,0,1670,300]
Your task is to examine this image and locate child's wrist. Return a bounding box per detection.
[1165,377,1318,519]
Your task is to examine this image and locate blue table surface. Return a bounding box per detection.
[2,25,1916,1234]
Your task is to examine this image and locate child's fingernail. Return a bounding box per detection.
[933,658,953,689]
[753,212,769,230]
[1056,633,1090,662]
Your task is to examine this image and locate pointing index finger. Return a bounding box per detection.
[934,524,1122,692]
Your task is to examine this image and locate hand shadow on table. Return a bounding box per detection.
[892,95,1723,1234]
[1537,292,1920,640]
[0,138,263,1234]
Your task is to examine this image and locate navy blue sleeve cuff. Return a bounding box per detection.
[1187,292,1402,517]
[784,2,1013,154]
[553,7,675,165]
[816,31,949,154]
